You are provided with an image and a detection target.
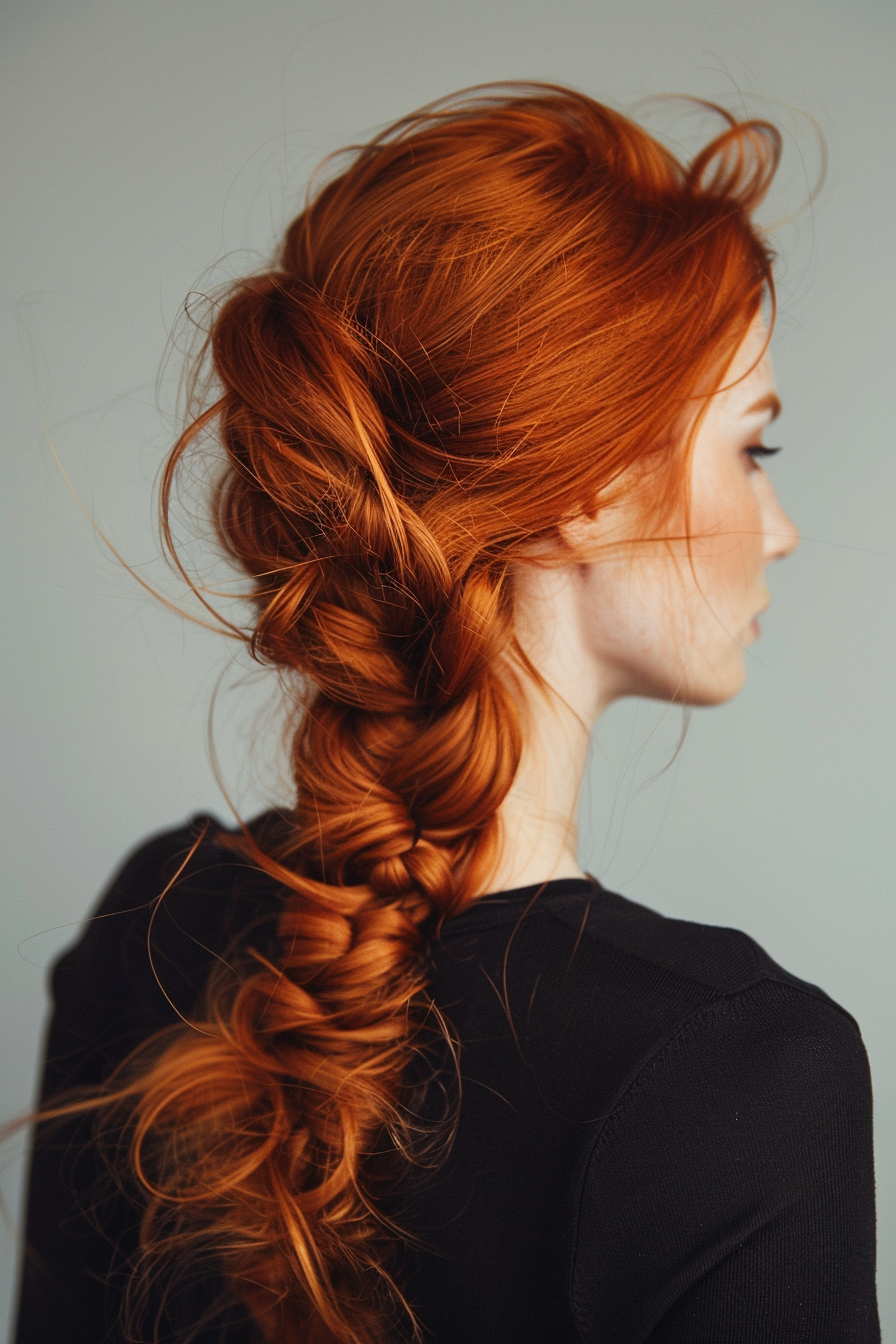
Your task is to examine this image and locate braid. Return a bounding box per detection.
[147,272,523,1340]
[79,84,779,1343]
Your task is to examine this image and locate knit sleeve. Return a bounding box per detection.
[569,979,880,1343]
[13,819,262,1344]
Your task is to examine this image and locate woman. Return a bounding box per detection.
[15,83,879,1343]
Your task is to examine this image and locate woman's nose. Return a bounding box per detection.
[764,487,800,562]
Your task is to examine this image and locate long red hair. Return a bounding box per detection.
[55,83,782,1342]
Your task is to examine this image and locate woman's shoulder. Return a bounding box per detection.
[49,812,288,1043]
[564,960,877,1341]
[536,889,879,1340]
[445,874,861,1063]
[546,877,852,1021]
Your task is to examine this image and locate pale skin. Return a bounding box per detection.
[488,316,800,894]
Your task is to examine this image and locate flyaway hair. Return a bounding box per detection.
[31,83,782,1343]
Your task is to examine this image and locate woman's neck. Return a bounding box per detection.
[485,689,591,894]
[485,562,614,896]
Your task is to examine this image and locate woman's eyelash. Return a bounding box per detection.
[746,444,781,460]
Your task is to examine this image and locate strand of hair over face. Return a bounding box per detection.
[53,82,783,1343]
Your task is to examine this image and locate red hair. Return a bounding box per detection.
[58,84,782,1342]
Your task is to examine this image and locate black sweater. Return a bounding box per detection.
[14,815,880,1342]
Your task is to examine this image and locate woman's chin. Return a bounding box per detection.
[678,657,748,708]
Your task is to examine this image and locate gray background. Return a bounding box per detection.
[2,0,893,1335]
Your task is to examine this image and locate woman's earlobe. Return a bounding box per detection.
[558,510,602,554]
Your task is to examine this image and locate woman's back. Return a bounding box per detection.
[17,815,878,1342]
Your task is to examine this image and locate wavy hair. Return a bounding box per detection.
[41,83,782,1343]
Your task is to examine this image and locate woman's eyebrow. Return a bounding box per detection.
[745,391,782,421]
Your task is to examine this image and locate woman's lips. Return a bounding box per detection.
[750,599,771,639]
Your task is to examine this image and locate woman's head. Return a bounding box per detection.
[145,83,790,1343]
[186,85,786,868]
[204,86,782,653]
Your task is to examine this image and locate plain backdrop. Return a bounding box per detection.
[2,0,894,1336]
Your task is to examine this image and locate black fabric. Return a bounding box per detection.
[14,814,880,1342]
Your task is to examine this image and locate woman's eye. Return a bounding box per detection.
[745,444,782,463]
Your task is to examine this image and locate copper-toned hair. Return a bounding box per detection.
[55,83,782,1342]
